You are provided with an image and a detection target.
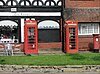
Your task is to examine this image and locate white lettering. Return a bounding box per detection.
[0,12,61,16]
[26,22,36,24]
[68,24,77,26]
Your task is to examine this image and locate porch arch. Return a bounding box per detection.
[38,20,60,29]
[38,20,60,42]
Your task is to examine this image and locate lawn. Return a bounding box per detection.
[0,53,100,66]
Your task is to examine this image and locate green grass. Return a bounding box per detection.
[0,53,100,66]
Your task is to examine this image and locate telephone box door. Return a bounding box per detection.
[24,20,38,54]
[64,21,78,53]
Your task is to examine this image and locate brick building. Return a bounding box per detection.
[64,0,100,50]
[0,0,100,52]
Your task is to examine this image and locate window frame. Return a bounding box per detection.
[78,23,99,35]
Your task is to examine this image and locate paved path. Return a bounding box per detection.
[0,72,100,74]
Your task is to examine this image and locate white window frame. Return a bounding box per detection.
[78,23,99,35]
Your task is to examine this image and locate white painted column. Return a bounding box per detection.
[21,18,25,42]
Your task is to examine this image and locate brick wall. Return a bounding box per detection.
[64,0,100,22]
[65,0,100,7]
[64,8,100,22]
[17,41,93,51]
[0,40,96,52]
[78,36,93,51]
[38,37,95,51]
[38,42,62,49]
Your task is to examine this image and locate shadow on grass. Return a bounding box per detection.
[0,59,6,64]
[92,56,100,61]
[66,54,86,60]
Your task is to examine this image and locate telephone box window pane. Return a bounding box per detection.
[28,27,34,36]
[69,28,76,49]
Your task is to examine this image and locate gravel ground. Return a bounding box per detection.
[0,72,100,74]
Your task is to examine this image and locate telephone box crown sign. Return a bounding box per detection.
[64,20,75,27]
[65,21,78,26]
[25,20,37,25]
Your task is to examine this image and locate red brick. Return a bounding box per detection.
[38,42,62,49]
[65,0,100,7]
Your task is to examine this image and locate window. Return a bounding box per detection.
[78,23,99,35]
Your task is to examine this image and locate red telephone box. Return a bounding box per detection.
[64,21,78,53]
[93,34,99,52]
[24,20,38,54]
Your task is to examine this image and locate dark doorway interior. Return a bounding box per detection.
[38,29,61,42]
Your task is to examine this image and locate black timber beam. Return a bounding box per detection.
[0,6,62,12]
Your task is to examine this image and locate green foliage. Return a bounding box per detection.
[0,53,100,66]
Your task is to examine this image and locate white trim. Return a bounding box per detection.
[0,12,61,16]
[68,24,77,26]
